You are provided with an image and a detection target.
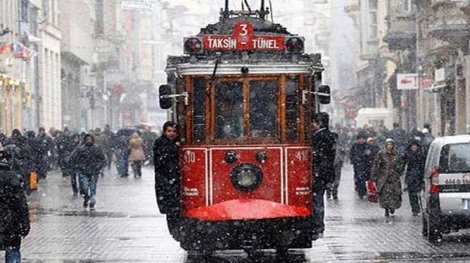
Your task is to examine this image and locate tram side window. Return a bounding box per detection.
[286,76,300,141]
[249,80,279,138]
[192,78,206,143]
[215,82,243,139]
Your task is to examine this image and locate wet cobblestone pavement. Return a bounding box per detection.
[2,165,470,262]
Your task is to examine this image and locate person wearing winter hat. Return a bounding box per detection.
[371,138,404,217]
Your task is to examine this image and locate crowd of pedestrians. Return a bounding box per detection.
[0,124,160,262]
[331,122,435,218]
[310,119,436,241]
[0,125,159,197]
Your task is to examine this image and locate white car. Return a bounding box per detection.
[422,135,470,242]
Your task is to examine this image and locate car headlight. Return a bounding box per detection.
[230,163,263,192]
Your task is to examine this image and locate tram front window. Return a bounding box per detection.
[215,81,243,139]
[249,80,279,138]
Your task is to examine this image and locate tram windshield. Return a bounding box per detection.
[215,81,244,139]
[249,80,278,138]
[214,79,280,140]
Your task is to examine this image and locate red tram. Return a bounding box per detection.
[157,0,330,253]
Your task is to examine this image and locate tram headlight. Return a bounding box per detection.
[285,37,304,54]
[230,163,263,192]
[184,37,203,54]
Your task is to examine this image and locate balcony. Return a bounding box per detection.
[428,1,470,44]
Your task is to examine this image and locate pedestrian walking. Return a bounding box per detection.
[56,128,75,177]
[391,123,407,155]
[141,126,158,165]
[153,121,181,237]
[4,130,34,193]
[116,132,130,178]
[326,134,346,200]
[421,128,434,157]
[0,133,6,146]
[69,134,106,209]
[128,132,145,178]
[102,125,115,169]
[403,140,426,216]
[311,113,336,239]
[67,133,82,196]
[0,149,30,263]
[350,133,369,199]
[365,137,380,178]
[93,128,107,177]
[371,139,405,217]
[36,127,54,180]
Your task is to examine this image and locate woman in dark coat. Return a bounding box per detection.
[403,141,426,215]
[371,139,404,217]
[0,150,30,262]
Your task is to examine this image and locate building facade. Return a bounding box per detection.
[38,0,62,129]
[59,0,96,131]
[416,0,470,136]
[0,0,42,133]
[346,0,470,136]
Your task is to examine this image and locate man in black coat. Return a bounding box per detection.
[0,150,30,262]
[56,128,75,177]
[403,140,426,216]
[153,121,180,237]
[4,130,34,193]
[69,134,106,209]
[311,113,336,239]
[350,133,370,199]
[36,127,54,179]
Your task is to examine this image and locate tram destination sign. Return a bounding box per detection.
[202,21,285,51]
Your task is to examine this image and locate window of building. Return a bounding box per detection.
[368,0,378,40]
[95,0,104,35]
[20,0,28,22]
[398,0,412,13]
